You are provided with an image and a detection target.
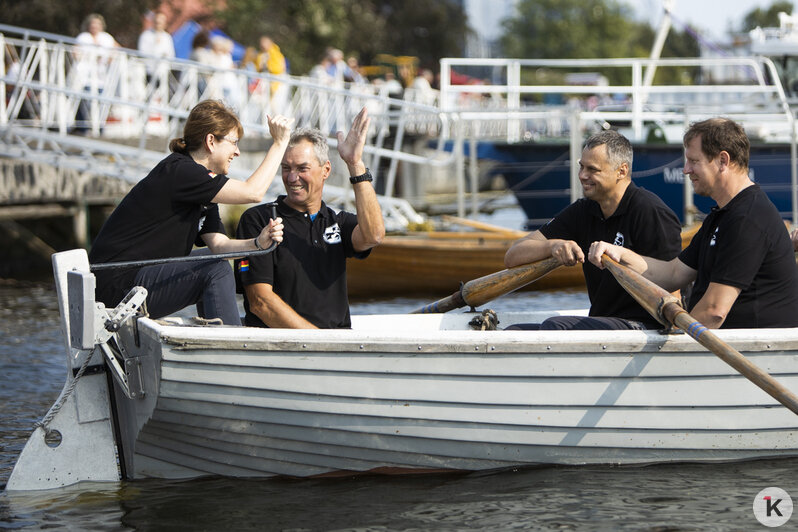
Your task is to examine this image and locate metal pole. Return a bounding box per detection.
[469,135,478,217]
[455,119,465,218]
[569,111,582,203]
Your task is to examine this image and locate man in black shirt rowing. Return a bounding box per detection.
[590,118,798,329]
[504,129,682,330]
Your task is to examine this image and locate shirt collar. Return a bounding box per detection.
[276,195,330,221]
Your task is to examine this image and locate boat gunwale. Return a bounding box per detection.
[145,317,798,355]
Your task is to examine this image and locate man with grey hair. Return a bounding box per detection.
[504,129,681,330]
[235,107,384,328]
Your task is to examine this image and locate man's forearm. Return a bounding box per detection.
[245,285,317,329]
[352,180,385,248]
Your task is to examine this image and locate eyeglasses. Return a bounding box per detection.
[218,135,239,148]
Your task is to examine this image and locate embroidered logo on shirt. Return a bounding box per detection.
[613,231,625,247]
[198,215,206,231]
[323,223,342,244]
[710,227,718,247]
[238,260,249,272]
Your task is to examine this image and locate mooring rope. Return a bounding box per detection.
[33,349,95,435]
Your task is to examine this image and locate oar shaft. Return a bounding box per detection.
[442,215,526,237]
[668,307,798,415]
[603,254,798,416]
[411,256,561,314]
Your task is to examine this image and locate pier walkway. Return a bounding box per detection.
[2,22,797,261]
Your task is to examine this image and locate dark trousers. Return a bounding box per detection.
[505,315,653,331]
[133,256,240,325]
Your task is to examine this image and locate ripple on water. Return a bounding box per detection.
[2,282,798,531]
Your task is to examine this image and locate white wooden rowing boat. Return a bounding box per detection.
[6,250,798,490]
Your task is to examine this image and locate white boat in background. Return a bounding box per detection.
[6,249,798,491]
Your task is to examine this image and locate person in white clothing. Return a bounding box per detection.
[137,11,175,83]
[73,13,119,133]
[75,13,119,86]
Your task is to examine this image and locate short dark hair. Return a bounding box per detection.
[683,118,749,169]
[584,129,633,171]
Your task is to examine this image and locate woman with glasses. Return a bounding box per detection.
[89,99,293,325]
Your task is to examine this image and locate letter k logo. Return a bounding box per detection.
[766,496,783,517]
[754,488,792,527]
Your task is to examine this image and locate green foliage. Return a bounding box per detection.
[373,0,469,69]
[741,1,793,32]
[0,0,154,48]
[216,0,468,75]
[498,0,700,85]
[2,0,468,76]
[218,0,375,75]
[500,0,638,60]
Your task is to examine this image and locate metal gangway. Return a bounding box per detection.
[2,22,797,227]
[0,23,459,231]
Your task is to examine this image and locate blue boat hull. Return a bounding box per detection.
[482,143,794,229]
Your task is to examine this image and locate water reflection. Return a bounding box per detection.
[3,459,798,530]
[3,281,798,530]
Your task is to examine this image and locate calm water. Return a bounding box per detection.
[1,280,798,530]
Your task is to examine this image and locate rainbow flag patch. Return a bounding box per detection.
[238,260,249,272]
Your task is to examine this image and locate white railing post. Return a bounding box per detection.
[0,34,6,126]
[507,60,521,143]
[38,39,48,130]
[631,61,643,141]
[454,117,465,218]
[569,110,582,203]
[469,135,479,217]
[56,45,67,133]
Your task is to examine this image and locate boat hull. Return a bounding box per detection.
[110,314,798,480]
[488,142,794,229]
[346,232,584,297]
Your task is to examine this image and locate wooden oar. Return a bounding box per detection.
[602,254,798,415]
[412,257,561,314]
[441,215,526,238]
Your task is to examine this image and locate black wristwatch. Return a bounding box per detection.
[349,169,373,184]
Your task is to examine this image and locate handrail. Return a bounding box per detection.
[2,23,797,224]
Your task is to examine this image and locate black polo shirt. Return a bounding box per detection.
[540,182,682,326]
[89,152,228,307]
[235,195,369,328]
[679,184,798,328]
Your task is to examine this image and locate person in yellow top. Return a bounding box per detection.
[255,36,285,74]
[253,35,286,97]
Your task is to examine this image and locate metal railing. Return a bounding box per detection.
[439,56,798,222]
[2,22,797,223]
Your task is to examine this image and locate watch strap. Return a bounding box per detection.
[349,169,373,184]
